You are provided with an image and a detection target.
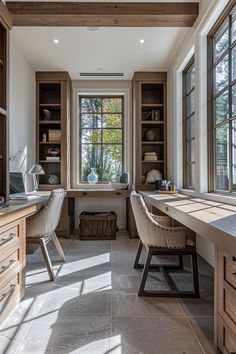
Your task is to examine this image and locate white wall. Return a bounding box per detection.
[167,0,231,267]
[71,80,132,229]
[9,37,35,192]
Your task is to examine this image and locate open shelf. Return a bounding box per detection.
[142,141,164,145]
[142,121,164,125]
[142,160,164,163]
[39,103,61,107]
[39,120,61,124]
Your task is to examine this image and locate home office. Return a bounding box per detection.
[0,0,236,353]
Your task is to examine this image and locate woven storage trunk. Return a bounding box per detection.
[79,211,118,240]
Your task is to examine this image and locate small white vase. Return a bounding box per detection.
[87,168,99,184]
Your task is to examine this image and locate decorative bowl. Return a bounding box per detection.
[109,182,128,190]
[47,147,60,156]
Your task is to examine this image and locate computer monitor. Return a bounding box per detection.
[10,172,25,194]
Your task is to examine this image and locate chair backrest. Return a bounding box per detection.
[130,191,168,247]
[27,189,66,237]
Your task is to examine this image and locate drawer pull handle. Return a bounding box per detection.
[0,233,16,246]
[0,284,17,313]
[116,192,121,195]
[232,257,236,276]
[0,260,16,275]
[82,192,88,196]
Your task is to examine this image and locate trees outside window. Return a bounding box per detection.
[209,6,236,192]
[79,96,124,183]
[183,58,195,189]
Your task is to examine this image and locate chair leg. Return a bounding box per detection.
[134,240,143,269]
[138,247,153,296]
[39,238,54,281]
[178,255,184,270]
[192,253,200,297]
[52,232,65,262]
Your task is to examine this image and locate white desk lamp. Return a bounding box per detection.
[29,164,45,191]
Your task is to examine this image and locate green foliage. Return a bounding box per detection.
[80,97,123,182]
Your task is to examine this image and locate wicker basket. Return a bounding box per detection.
[79,211,118,240]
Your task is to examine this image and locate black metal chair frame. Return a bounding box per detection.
[134,240,200,298]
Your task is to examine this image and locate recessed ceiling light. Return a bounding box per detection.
[53,39,59,44]
[140,39,145,44]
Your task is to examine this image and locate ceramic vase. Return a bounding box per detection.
[87,167,99,184]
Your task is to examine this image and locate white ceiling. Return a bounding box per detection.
[12,26,189,79]
[9,0,198,79]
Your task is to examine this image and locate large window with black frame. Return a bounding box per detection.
[183,57,195,189]
[210,5,236,192]
[79,96,124,183]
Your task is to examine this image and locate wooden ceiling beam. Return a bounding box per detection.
[6,2,199,27]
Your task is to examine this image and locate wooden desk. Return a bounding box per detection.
[140,191,236,352]
[67,189,138,238]
[0,195,48,326]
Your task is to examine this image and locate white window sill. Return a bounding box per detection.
[179,189,236,206]
[73,184,115,190]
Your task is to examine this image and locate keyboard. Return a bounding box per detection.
[10,193,42,201]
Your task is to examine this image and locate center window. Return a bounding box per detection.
[79,96,124,183]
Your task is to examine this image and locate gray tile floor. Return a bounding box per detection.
[0,231,216,354]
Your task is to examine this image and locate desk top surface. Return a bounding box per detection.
[140,191,236,253]
[0,193,49,226]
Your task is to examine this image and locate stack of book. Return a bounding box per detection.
[46,156,60,161]
[144,152,158,161]
[48,129,61,142]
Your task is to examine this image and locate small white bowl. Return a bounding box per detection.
[109,182,128,190]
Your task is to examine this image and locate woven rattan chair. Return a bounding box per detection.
[26,189,66,281]
[130,191,199,297]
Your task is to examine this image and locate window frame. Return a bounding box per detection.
[78,94,125,184]
[208,1,236,194]
[183,56,196,190]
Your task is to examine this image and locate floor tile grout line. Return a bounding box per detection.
[184,314,207,354]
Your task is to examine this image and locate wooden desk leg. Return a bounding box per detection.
[126,198,139,239]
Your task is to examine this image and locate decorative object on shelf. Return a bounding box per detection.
[47,147,60,156]
[152,109,161,121]
[160,180,172,191]
[42,109,51,121]
[144,129,156,141]
[145,169,162,184]
[87,167,99,184]
[144,152,158,161]
[154,179,162,191]
[42,133,47,142]
[48,174,59,185]
[46,156,60,161]
[143,111,152,121]
[28,164,45,191]
[48,129,61,142]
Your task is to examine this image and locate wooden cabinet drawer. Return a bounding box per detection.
[0,276,21,326]
[0,226,19,261]
[225,254,236,291]
[0,250,20,289]
[218,315,236,354]
[224,287,236,328]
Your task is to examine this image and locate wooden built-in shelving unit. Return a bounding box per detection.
[0,1,11,201]
[36,72,71,190]
[133,72,167,190]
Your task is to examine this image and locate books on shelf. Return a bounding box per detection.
[48,129,61,142]
[46,156,60,161]
[144,152,158,161]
